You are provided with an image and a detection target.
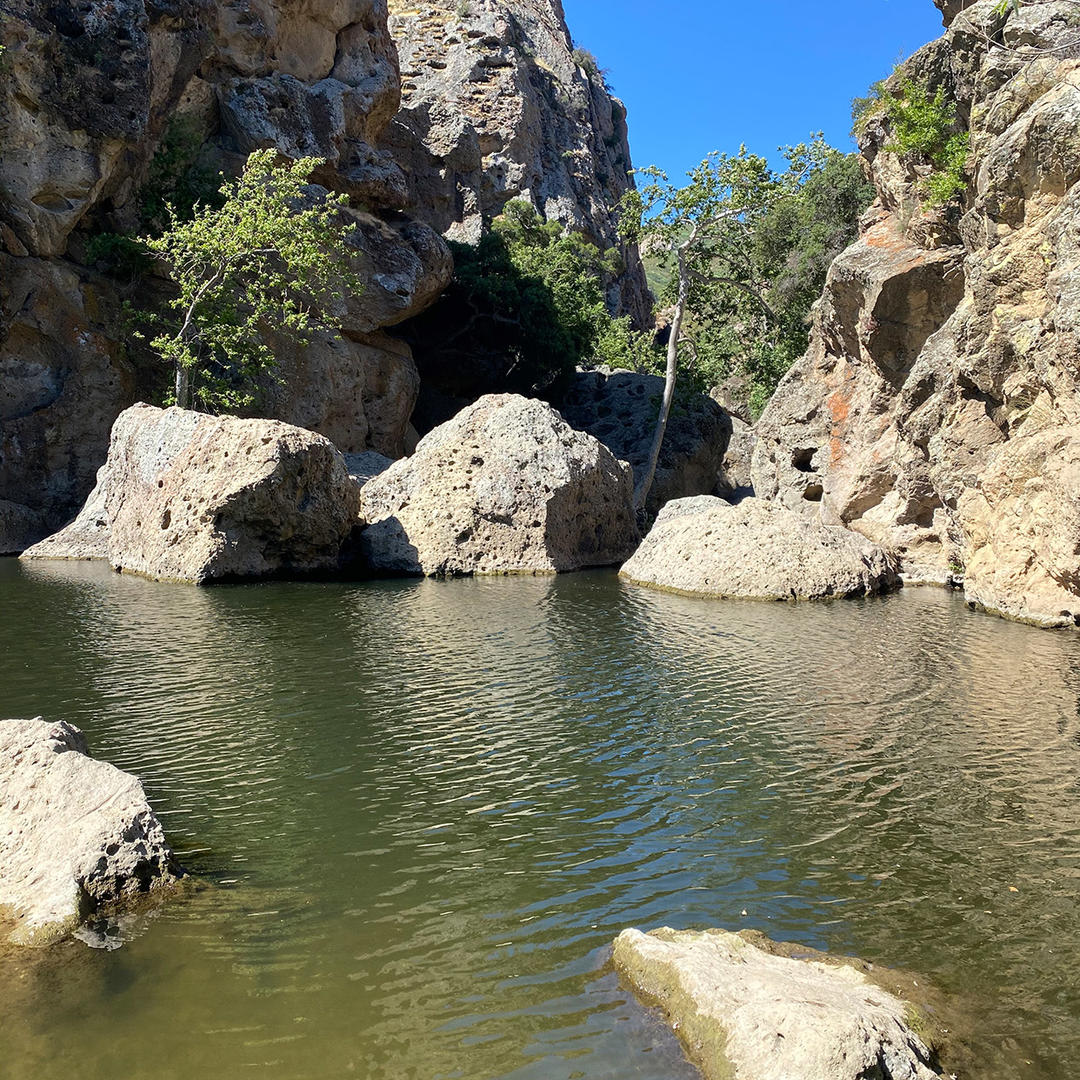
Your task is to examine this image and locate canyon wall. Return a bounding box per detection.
[753,0,1080,628]
[0,0,646,552]
[383,0,650,324]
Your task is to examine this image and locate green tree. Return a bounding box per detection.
[138,150,363,413]
[407,200,653,401]
[620,138,869,509]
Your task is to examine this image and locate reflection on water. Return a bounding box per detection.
[3,559,1080,1079]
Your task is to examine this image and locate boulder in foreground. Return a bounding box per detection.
[24,403,361,584]
[613,926,944,1080]
[359,394,638,576]
[620,496,899,600]
[0,718,181,947]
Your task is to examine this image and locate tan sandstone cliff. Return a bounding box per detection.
[382,0,650,324]
[0,0,647,554]
[752,0,1080,628]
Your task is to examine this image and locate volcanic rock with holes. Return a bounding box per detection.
[0,0,451,550]
[358,393,637,575]
[613,927,945,1080]
[556,368,734,518]
[23,403,361,583]
[619,496,900,601]
[383,0,649,324]
[0,717,181,947]
[752,0,1080,627]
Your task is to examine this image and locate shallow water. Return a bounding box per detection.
[2,557,1079,1080]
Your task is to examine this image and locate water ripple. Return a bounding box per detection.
[2,561,1080,1079]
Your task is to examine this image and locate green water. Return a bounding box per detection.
[2,558,1080,1080]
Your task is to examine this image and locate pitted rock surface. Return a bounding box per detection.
[0,717,180,947]
[25,404,361,583]
[359,393,638,575]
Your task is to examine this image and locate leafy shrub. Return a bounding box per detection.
[404,201,655,400]
[88,117,221,275]
[136,151,363,413]
[853,74,968,208]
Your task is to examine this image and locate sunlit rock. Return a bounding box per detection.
[359,393,638,575]
[0,717,181,947]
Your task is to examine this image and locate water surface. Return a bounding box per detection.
[2,558,1079,1080]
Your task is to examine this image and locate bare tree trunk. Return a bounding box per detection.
[635,254,689,514]
[174,363,191,411]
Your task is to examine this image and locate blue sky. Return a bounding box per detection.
[560,0,946,178]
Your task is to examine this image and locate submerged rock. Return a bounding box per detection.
[620,496,899,601]
[24,403,360,584]
[359,393,638,575]
[0,718,181,947]
[613,926,944,1080]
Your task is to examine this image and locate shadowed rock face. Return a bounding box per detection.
[613,927,945,1080]
[0,717,181,947]
[383,0,650,325]
[358,393,638,575]
[752,0,1080,626]
[556,369,734,520]
[619,496,900,602]
[0,0,451,550]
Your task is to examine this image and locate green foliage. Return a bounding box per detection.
[571,45,612,89]
[85,232,153,280]
[622,137,873,417]
[409,200,654,398]
[853,73,969,208]
[88,117,221,276]
[136,150,364,414]
[851,79,888,134]
[138,116,221,233]
[572,46,600,77]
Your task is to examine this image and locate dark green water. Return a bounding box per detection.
[2,558,1080,1080]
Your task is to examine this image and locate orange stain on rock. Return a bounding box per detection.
[827,385,853,468]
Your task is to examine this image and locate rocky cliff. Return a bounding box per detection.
[753,0,1080,628]
[382,0,650,324]
[0,0,648,554]
[0,0,455,552]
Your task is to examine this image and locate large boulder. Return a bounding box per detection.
[557,369,734,518]
[620,496,899,601]
[359,393,638,575]
[613,927,945,1080]
[0,717,181,947]
[23,403,360,584]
